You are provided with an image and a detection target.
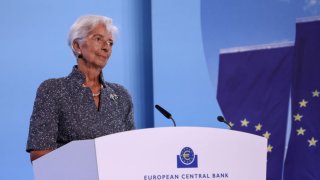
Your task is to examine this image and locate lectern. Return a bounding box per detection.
[33,127,267,180]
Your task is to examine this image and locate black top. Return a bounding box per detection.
[26,66,134,152]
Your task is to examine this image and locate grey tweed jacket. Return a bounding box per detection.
[26,66,134,152]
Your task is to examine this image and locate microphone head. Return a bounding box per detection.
[217,116,225,122]
[155,104,172,119]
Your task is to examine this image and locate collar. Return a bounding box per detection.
[68,65,107,87]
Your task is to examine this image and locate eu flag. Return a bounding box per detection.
[284,18,320,180]
[217,44,293,180]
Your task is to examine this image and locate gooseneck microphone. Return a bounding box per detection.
[155,104,176,127]
[217,116,231,128]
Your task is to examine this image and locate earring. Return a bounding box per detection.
[78,52,83,59]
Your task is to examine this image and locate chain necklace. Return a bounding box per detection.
[82,84,103,97]
[92,91,101,97]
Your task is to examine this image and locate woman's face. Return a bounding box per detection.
[78,23,113,69]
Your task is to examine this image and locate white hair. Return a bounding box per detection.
[68,15,118,56]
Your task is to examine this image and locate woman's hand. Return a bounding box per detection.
[30,150,52,162]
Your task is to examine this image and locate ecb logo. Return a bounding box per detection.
[177,147,198,168]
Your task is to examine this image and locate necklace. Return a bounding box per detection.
[83,84,103,97]
[92,91,100,97]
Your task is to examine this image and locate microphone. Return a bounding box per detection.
[155,104,176,127]
[217,116,231,128]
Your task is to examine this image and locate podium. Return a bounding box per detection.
[33,127,267,180]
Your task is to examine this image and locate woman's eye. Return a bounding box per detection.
[108,41,114,46]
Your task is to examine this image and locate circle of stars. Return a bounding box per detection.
[292,89,319,148]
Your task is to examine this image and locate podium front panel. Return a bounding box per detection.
[95,127,267,180]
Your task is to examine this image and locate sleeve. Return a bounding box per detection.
[26,79,60,152]
[112,83,135,131]
[125,94,135,131]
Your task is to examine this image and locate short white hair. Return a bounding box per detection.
[68,15,118,55]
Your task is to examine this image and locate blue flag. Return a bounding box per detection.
[284,18,320,180]
[217,44,293,180]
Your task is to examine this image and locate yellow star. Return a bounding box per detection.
[241,118,249,127]
[299,99,308,108]
[308,137,318,147]
[293,113,303,122]
[263,131,271,139]
[312,90,320,97]
[229,122,234,128]
[267,144,273,153]
[296,127,306,136]
[255,123,262,131]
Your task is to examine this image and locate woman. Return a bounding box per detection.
[26,15,135,161]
